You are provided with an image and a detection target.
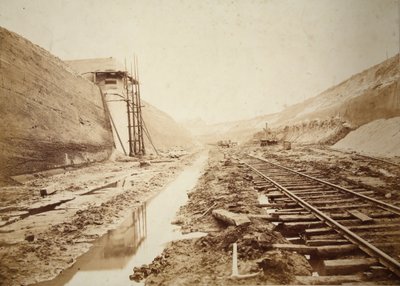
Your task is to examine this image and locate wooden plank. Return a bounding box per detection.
[303,223,396,236]
[265,191,285,198]
[212,209,251,226]
[355,190,374,196]
[310,198,359,205]
[253,180,268,185]
[347,210,373,222]
[274,207,305,212]
[275,211,394,223]
[331,212,394,220]
[323,258,378,275]
[295,275,364,285]
[306,233,343,240]
[283,193,342,200]
[317,244,359,257]
[279,221,326,232]
[349,223,399,231]
[278,214,317,221]
[358,230,400,237]
[277,212,377,222]
[286,185,325,190]
[254,185,270,190]
[291,190,338,196]
[317,204,371,211]
[273,198,294,204]
[247,214,274,220]
[306,239,348,246]
[283,219,373,230]
[305,227,336,236]
[271,244,317,254]
[257,202,298,208]
[286,237,304,244]
[273,212,311,216]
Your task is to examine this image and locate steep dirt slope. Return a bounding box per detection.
[334,117,400,158]
[0,27,114,180]
[275,54,399,127]
[188,54,399,145]
[142,100,196,152]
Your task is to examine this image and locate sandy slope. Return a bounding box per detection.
[186,54,400,145]
[142,100,196,151]
[334,117,400,158]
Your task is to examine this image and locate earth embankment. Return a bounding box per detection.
[187,54,400,147]
[0,27,114,180]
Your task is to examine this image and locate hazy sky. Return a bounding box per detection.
[0,0,399,124]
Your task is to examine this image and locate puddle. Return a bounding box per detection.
[36,151,208,286]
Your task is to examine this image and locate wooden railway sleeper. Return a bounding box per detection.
[243,159,400,278]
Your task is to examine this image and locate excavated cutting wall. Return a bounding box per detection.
[0,27,114,178]
[271,54,400,145]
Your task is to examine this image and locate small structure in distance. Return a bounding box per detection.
[260,122,278,146]
[67,57,150,157]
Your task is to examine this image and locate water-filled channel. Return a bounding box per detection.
[39,151,208,286]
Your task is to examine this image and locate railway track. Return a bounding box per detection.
[241,154,400,285]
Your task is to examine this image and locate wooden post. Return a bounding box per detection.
[232,243,238,277]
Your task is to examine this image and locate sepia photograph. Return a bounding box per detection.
[0,0,399,285]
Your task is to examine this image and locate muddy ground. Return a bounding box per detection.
[0,150,199,286]
[2,144,399,285]
[131,144,400,285]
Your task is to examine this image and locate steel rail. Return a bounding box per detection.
[243,160,400,277]
[249,155,400,216]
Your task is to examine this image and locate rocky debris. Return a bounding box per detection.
[174,151,261,234]
[25,233,35,242]
[139,161,151,167]
[223,158,233,166]
[243,174,253,181]
[257,250,312,284]
[40,189,47,197]
[212,209,251,226]
[130,252,170,282]
[135,220,308,285]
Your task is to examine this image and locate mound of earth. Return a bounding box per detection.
[333,117,400,158]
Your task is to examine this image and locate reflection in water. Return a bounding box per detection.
[36,151,208,286]
[35,205,148,286]
[96,203,146,270]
